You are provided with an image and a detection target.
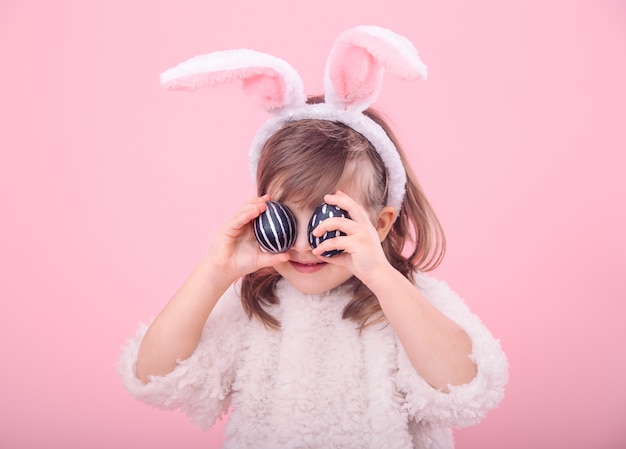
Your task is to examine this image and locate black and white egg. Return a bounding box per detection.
[254,201,297,253]
[308,203,350,257]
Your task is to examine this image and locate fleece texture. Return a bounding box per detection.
[118,273,508,449]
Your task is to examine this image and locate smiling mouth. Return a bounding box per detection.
[290,260,327,273]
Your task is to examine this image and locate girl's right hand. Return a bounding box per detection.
[136,196,287,382]
[204,195,290,281]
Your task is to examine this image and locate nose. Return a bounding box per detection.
[290,214,313,253]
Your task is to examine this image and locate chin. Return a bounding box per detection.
[283,276,352,295]
[293,283,338,296]
[275,262,353,296]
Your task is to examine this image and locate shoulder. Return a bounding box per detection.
[412,271,472,315]
[205,282,249,326]
[413,271,456,299]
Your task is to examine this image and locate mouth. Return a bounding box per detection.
[289,260,327,274]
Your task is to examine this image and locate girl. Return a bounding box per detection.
[119,26,508,449]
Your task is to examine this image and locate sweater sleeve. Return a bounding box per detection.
[396,273,509,429]
[117,284,247,430]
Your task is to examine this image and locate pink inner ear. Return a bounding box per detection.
[330,46,379,106]
[162,67,287,111]
[327,28,426,109]
[242,74,286,110]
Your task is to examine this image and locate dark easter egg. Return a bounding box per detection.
[308,203,350,257]
[254,201,297,253]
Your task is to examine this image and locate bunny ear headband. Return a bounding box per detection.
[160,25,427,214]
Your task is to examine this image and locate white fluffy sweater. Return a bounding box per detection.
[118,273,508,448]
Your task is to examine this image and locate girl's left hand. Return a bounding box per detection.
[310,190,393,286]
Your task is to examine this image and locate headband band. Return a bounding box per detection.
[160,25,427,214]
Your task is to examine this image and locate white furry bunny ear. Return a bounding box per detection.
[324,26,427,112]
[161,27,426,217]
[160,49,307,111]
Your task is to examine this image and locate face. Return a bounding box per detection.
[270,201,355,295]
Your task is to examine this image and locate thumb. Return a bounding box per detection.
[258,251,291,268]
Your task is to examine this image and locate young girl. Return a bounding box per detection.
[118,26,508,449]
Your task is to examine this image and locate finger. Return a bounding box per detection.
[227,196,270,232]
[311,234,351,257]
[311,217,359,238]
[312,249,351,266]
[258,251,291,268]
[323,191,371,223]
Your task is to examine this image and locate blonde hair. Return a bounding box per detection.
[241,97,445,330]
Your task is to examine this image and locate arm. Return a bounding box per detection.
[135,195,290,382]
[312,191,475,390]
[135,260,233,382]
[394,272,508,427]
[365,267,476,390]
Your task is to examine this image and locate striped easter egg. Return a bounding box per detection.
[254,201,297,254]
[307,203,350,257]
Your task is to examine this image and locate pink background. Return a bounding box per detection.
[1,1,625,448]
